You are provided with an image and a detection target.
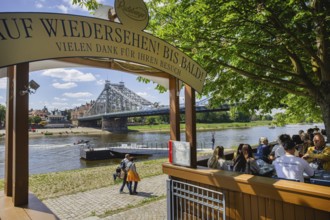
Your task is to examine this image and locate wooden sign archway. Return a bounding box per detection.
[0,0,206,208]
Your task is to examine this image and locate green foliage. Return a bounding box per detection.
[196,112,231,123]
[262,115,273,121]
[0,104,5,126]
[137,76,168,93]
[229,107,252,122]
[71,0,100,11]
[30,116,42,124]
[145,116,159,125]
[147,0,330,129]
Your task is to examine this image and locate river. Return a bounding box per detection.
[0,123,325,179]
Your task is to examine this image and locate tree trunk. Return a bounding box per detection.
[318,81,330,143]
[320,103,330,143]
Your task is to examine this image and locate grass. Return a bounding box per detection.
[0,157,168,200]
[128,121,271,132]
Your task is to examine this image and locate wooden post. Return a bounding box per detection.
[185,85,196,168]
[4,66,14,196]
[12,63,29,206]
[169,76,180,141]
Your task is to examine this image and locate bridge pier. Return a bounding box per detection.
[102,117,128,132]
[78,119,100,128]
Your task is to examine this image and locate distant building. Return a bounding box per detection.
[29,106,49,121]
[71,101,94,126]
[44,109,72,128]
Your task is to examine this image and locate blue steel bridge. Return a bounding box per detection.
[77,81,230,131]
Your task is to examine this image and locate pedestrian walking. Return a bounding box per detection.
[119,154,130,193]
[126,156,141,195]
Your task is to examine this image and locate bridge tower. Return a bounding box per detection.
[80,80,153,131]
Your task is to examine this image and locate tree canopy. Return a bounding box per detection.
[146,0,330,136]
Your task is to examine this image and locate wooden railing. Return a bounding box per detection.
[163,163,330,220]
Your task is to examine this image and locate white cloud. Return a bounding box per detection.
[0,78,7,89]
[51,102,69,106]
[0,96,4,99]
[96,80,105,85]
[35,3,43,8]
[57,5,69,13]
[42,68,96,82]
[63,92,93,98]
[136,92,155,102]
[54,97,68,101]
[137,92,148,97]
[52,82,77,89]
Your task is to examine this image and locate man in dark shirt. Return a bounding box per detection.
[119,154,130,193]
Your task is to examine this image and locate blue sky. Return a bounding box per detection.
[0,0,173,110]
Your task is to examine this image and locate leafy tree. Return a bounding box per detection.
[146,0,330,138]
[145,116,159,125]
[72,0,99,10]
[262,115,273,121]
[0,104,5,127]
[32,116,42,124]
[229,107,251,122]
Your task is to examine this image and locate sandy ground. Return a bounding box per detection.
[0,127,108,137]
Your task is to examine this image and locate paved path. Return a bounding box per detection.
[43,175,168,220]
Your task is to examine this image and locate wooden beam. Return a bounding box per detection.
[58,58,169,78]
[13,63,29,206]
[185,85,196,168]
[169,76,180,140]
[4,66,14,196]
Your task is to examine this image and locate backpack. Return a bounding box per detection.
[119,159,126,170]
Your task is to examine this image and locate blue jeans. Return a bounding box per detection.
[119,172,129,192]
[128,181,138,194]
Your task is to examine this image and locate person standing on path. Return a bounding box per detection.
[211,132,215,150]
[126,156,141,195]
[119,154,130,193]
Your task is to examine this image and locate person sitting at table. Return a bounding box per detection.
[208,146,230,170]
[269,134,291,161]
[256,137,271,163]
[300,132,312,155]
[273,140,314,182]
[233,144,259,175]
[302,133,330,171]
[233,143,244,161]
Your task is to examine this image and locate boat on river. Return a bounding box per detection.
[80,142,214,160]
[79,143,169,160]
[109,143,169,157]
[74,139,90,146]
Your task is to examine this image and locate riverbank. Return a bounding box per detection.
[0,121,273,138]
[0,127,108,138]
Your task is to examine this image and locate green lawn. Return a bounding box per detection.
[128,121,272,132]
